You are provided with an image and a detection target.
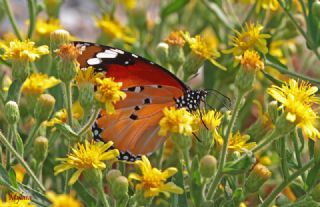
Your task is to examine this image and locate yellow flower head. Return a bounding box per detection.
[22,73,61,95]
[236,50,264,71]
[165,31,185,47]
[46,191,82,207]
[0,193,35,207]
[128,156,183,198]
[76,66,104,84]
[35,18,62,37]
[268,79,320,139]
[216,131,256,152]
[13,164,26,183]
[45,101,83,127]
[194,109,224,139]
[95,15,136,44]
[226,23,270,56]
[182,31,226,70]
[0,32,17,49]
[159,107,195,137]
[1,39,49,62]
[54,140,119,185]
[57,43,80,60]
[117,0,137,10]
[95,77,126,114]
[256,0,279,12]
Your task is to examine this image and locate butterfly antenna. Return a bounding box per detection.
[193,132,201,142]
[205,89,232,109]
[199,109,209,130]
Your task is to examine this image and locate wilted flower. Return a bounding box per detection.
[95,77,126,114]
[128,156,183,197]
[159,107,195,136]
[1,39,49,62]
[225,23,270,55]
[165,31,185,47]
[54,140,119,185]
[46,191,82,207]
[268,79,320,139]
[22,73,61,95]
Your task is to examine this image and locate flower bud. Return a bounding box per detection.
[312,1,320,21]
[199,155,217,178]
[275,194,290,205]
[34,94,56,122]
[106,169,122,185]
[33,136,48,163]
[182,53,204,80]
[171,134,192,150]
[235,67,255,94]
[50,30,70,52]
[12,61,30,82]
[245,163,272,193]
[168,46,185,72]
[4,101,20,125]
[57,44,80,83]
[79,83,95,111]
[267,101,278,124]
[110,176,129,200]
[311,183,320,202]
[83,168,102,187]
[156,42,169,67]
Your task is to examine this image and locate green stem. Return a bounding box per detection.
[98,181,111,207]
[265,61,320,86]
[77,108,100,137]
[3,0,23,40]
[279,136,289,181]
[64,82,73,128]
[27,0,36,39]
[278,0,320,60]
[182,148,191,175]
[260,159,315,207]
[207,91,243,200]
[5,128,12,170]
[251,129,280,153]
[0,131,46,192]
[292,130,305,181]
[24,120,41,155]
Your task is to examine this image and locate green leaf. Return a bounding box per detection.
[160,0,190,19]
[306,164,320,190]
[15,130,24,156]
[6,79,23,102]
[73,181,97,207]
[223,152,256,175]
[172,161,188,207]
[55,123,78,139]
[18,183,51,207]
[0,164,11,186]
[201,0,233,29]
[8,168,19,189]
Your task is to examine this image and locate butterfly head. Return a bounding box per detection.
[175,89,207,112]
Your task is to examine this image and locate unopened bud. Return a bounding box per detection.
[245,163,272,193]
[5,101,20,125]
[171,134,192,150]
[182,53,204,80]
[106,169,122,185]
[156,42,169,67]
[50,30,70,52]
[57,44,80,83]
[79,83,95,111]
[199,155,217,178]
[110,176,129,200]
[34,94,56,122]
[312,1,320,21]
[33,136,48,163]
[235,67,256,94]
[12,61,30,81]
[168,46,185,72]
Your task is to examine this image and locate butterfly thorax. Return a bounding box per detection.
[175,89,207,112]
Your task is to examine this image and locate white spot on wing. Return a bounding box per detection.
[87,58,102,65]
[110,48,125,54]
[96,50,118,58]
[132,54,138,58]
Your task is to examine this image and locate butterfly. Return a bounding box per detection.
[74,41,208,161]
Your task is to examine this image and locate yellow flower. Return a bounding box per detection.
[226,23,270,56]
[45,102,84,127]
[165,31,185,47]
[13,164,26,183]
[236,50,264,71]
[216,131,256,152]
[0,32,17,49]
[128,156,183,198]
[95,77,126,114]
[35,18,62,37]
[256,0,279,12]
[117,0,136,10]
[1,39,49,62]
[54,140,119,185]
[159,107,195,137]
[268,79,320,139]
[195,109,224,139]
[95,15,136,44]
[182,31,226,70]
[0,193,35,207]
[46,191,82,207]
[76,66,104,84]
[22,73,61,95]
